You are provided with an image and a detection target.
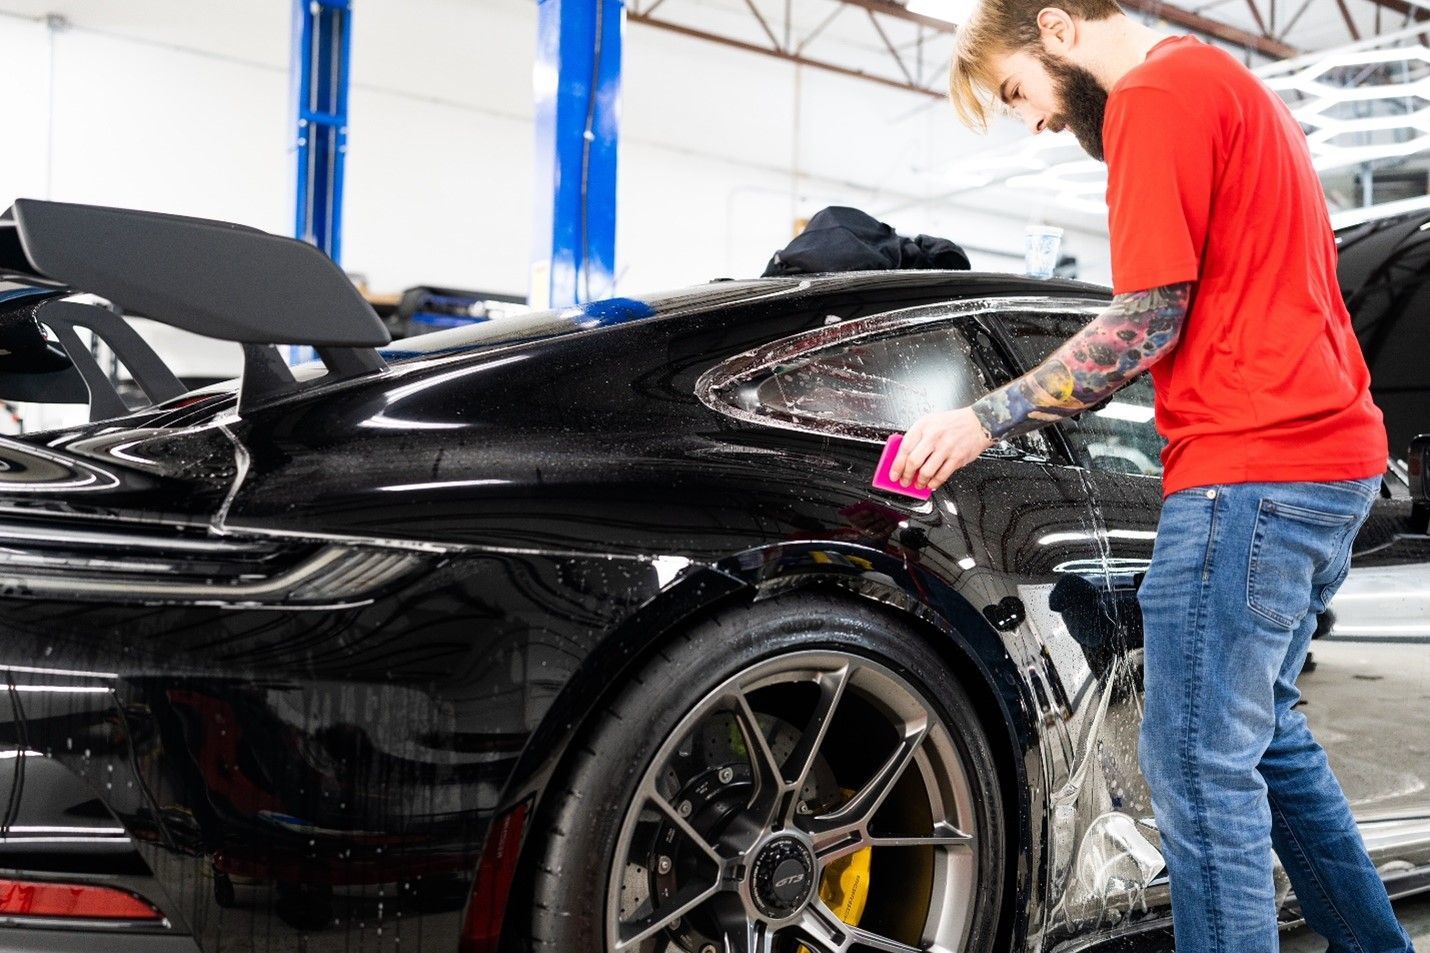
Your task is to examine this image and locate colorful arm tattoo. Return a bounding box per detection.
[971,282,1191,441]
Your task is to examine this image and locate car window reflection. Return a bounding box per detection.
[994,313,1167,478]
[749,327,988,432]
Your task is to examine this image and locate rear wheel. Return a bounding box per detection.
[529,594,1006,952]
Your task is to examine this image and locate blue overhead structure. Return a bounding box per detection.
[291,0,352,265]
[532,0,623,309]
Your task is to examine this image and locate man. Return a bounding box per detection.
[888,4,1416,951]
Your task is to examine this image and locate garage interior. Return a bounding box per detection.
[0,0,1428,950]
[3,0,1430,429]
[0,1,1425,388]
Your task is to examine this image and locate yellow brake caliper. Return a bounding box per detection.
[797,790,871,953]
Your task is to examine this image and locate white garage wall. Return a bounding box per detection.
[0,3,291,229]
[0,0,1111,305]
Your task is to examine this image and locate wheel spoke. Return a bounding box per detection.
[793,903,845,953]
[779,664,850,823]
[866,820,973,850]
[647,789,722,866]
[613,877,722,951]
[721,917,776,953]
[794,902,927,953]
[728,689,786,827]
[845,925,927,953]
[724,666,854,832]
[805,715,929,854]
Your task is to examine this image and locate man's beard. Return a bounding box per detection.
[1039,54,1109,162]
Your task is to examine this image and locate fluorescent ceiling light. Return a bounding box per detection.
[906,0,978,24]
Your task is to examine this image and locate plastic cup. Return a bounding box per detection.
[1025,225,1064,279]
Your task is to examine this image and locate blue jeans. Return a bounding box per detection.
[1136,477,1415,953]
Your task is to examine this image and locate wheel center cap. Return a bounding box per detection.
[750,836,816,917]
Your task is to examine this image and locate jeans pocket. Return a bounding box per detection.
[1246,498,1358,629]
[1315,495,1376,610]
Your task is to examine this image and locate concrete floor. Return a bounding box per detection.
[1281,890,1430,949]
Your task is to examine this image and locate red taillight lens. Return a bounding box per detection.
[0,879,162,921]
[458,798,531,953]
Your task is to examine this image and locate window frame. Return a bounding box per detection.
[695,295,1109,458]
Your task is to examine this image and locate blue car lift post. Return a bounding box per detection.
[290,0,353,363]
[532,0,623,310]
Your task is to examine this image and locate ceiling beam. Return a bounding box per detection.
[1357,0,1430,22]
[629,0,1298,110]
[1243,0,1271,37]
[628,10,947,98]
[847,0,955,32]
[1334,0,1363,40]
[1119,0,1298,58]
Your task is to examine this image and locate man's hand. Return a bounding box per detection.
[890,407,995,492]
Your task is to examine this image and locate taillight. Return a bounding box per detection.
[458,798,531,953]
[0,878,163,921]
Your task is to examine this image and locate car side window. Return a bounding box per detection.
[698,298,1075,459]
[746,326,986,432]
[994,312,1166,478]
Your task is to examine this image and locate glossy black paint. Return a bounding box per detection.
[0,271,1424,953]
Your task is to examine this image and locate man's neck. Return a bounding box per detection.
[1076,15,1172,91]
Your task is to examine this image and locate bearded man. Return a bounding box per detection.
[888,4,1415,951]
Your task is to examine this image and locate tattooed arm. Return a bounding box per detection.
[972,282,1191,440]
[890,282,1192,490]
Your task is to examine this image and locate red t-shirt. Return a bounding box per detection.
[1104,35,1386,496]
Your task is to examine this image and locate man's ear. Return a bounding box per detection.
[1036,7,1076,55]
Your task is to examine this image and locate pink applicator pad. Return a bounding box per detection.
[872,433,932,500]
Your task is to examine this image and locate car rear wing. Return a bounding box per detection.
[0,198,391,419]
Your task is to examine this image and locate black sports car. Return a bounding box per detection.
[0,200,1426,953]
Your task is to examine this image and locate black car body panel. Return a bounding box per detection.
[1336,210,1430,461]
[0,264,1424,953]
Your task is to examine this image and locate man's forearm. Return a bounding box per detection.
[972,282,1192,440]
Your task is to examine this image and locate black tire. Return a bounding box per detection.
[528,592,1006,952]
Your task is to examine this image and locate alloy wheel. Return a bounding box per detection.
[605,650,983,953]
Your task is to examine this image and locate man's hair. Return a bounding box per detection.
[948,0,1123,131]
